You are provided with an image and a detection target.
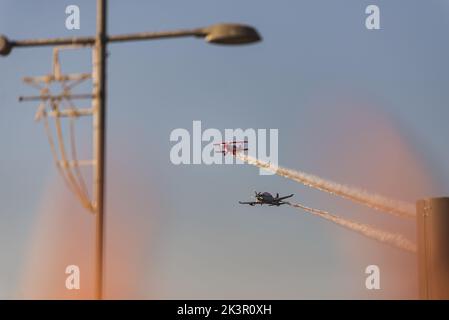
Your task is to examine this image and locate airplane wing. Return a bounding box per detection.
[239,201,258,206]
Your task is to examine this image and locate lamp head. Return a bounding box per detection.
[201,23,261,45]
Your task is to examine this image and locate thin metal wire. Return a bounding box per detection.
[60,64,93,211]
[52,101,93,211]
[67,100,92,207]
[42,106,92,211]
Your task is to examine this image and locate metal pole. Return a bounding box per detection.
[417,197,449,299]
[9,29,202,48]
[93,0,107,300]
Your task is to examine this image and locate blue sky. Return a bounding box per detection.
[1,0,449,299]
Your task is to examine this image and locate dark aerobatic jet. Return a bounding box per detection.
[239,191,293,207]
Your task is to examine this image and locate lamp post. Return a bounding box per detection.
[1,0,261,300]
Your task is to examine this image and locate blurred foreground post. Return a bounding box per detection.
[417,197,449,299]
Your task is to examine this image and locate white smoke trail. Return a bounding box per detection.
[288,202,416,253]
[236,153,416,219]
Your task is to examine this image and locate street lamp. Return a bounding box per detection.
[0,0,261,300]
[0,23,261,55]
